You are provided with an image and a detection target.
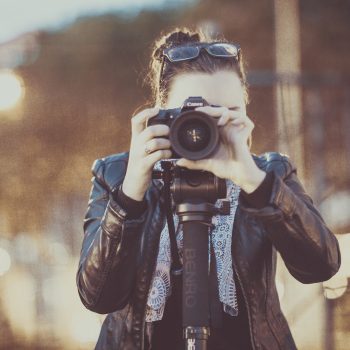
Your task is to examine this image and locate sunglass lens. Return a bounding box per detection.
[167,46,200,62]
[207,43,239,58]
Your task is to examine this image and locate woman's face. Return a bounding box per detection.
[165,70,246,114]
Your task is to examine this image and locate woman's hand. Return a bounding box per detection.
[122,107,172,201]
[176,106,266,193]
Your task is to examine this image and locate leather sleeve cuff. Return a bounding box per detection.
[240,171,274,209]
[101,195,147,238]
[239,171,298,219]
[111,184,147,220]
[101,199,127,238]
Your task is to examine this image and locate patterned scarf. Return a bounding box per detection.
[145,161,240,322]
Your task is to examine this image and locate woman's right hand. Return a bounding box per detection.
[122,107,172,201]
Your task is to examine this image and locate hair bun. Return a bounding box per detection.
[153,29,200,62]
[165,31,200,46]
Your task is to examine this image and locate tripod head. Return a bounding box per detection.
[152,160,230,215]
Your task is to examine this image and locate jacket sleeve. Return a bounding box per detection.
[76,158,148,314]
[239,155,341,284]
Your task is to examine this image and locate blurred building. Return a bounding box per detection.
[0,0,349,349]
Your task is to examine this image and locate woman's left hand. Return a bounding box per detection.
[176,106,266,193]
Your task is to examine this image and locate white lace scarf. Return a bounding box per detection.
[145,161,240,322]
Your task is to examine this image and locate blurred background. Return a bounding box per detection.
[0,0,349,349]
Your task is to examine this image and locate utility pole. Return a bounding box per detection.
[273,3,333,350]
[273,0,304,180]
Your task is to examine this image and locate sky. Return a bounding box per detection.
[0,0,192,44]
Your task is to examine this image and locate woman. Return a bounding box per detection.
[76,28,341,350]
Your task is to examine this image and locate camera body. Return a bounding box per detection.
[147,96,219,160]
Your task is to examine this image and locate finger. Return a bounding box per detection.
[146,149,172,164]
[195,106,228,117]
[229,117,247,126]
[144,138,171,154]
[217,109,232,126]
[246,116,255,130]
[140,124,170,143]
[228,116,254,132]
[176,158,207,171]
[196,106,243,124]
[131,106,160,134]
[219,111,252,126]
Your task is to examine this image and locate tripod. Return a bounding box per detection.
[154,161,230,350]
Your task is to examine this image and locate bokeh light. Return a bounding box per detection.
[70,312,102,344]
[0,1,349,349]
[323,275,348,300]
[323,233,350,299]
[0,246,11,276]
[0,70,24,110]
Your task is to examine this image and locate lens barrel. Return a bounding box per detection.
[169,111,219,160]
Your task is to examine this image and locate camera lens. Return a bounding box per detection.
[170,111,219,160]
[177,118,211,152]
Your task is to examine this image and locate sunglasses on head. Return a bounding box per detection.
[163,42,241,62]
[159,42,241,87]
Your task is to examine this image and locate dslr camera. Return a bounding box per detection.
[147,96,219,160]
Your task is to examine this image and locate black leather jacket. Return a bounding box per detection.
[76,151,341,350]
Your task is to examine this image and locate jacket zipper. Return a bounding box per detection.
[233,260,257,350]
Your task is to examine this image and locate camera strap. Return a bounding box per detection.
[161,163,183,275]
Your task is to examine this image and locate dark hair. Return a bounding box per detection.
[147,27,248,106]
